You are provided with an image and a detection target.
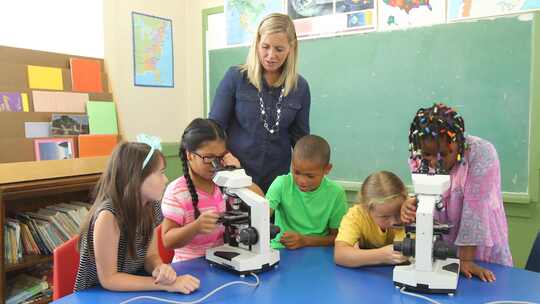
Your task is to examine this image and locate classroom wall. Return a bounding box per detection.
[185,0,224,120]
[103,1,187,141]
[103,0,539,268]
[103,0,221,141]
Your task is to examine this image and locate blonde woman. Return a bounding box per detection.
[334,171,413,267]
[209,13,311,193]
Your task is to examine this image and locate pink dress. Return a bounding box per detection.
[161,176,225,262]
[410,135,513,266]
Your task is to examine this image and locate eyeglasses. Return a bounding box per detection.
[191,151,225,165]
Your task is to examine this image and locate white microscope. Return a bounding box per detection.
[393,160,460,294]
[205,163,280,274]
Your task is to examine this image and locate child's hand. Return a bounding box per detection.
[162,274,200,294]
[461,261,496,282]
[400,196,417,224]
[196,211,219,234]
[280,231,306,249]
[152,264,177,285]
[381,244,408,265]
[222,152,241,168]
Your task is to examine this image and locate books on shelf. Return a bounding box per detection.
[4,201,90,264]
[6,274,49,304]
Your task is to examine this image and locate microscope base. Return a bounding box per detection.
[206,245,280,274]
[393,258,460,294]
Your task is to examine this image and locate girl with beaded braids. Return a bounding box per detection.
[161,118,262,262]
[401,103,512,283]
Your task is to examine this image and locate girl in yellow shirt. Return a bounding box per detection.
[334,171,415,267]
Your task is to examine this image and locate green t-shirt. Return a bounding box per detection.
[266,173,348,249]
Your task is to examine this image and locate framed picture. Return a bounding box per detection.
[34,138,75,161]
[51,114,89,135]
[132,12,174,87]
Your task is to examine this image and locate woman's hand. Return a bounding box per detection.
[152,264,177,285]
[162,275,201,294]
[461,261,496,282]
[400,196,417,224]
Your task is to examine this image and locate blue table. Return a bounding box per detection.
[53,247,540,303]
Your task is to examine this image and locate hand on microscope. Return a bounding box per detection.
[400,195,418,224]
[380,244,409,265]
[196,210,220,234]
[222,152,241,168]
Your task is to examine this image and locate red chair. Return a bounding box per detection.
[53,236,80,300]
[52,226,172,300]
[157,224,174,263]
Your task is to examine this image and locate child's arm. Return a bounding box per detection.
[161,212,219,249]
[279,229,338,249]
[93,211,199,293]
[334,241,407,267]
[144,228,177,285]
[459,246,496,282]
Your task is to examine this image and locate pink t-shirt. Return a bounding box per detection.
[161,176,225,262]
[410,136,512,266]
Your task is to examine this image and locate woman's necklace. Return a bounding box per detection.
[258,87,284,134]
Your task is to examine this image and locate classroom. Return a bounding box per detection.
[0,0,539,303]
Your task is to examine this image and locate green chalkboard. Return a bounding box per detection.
[209,16,532,193]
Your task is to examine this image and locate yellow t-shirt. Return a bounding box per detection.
[335,205,405,249]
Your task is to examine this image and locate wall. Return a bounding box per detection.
[103,0,539,268]
[104,1,184,141]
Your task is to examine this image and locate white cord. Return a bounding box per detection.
[399,287,443,304]
[399,287,539,304]
[119,273,260,304]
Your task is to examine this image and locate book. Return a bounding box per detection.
[6,219,22,263]
[70,58,103,93]
[17,214,50,255]
[6,274,49,304]
[0,92,25,112]
[78,134,118,157]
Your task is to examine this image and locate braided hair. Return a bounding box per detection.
[180,118,227,219]
[409,103,466,164]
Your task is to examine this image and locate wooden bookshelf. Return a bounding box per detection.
[5,255,52,273]
[0,173,101,303]
[30,295,52,304]
[0,44,116,303]
[0,157,108,184]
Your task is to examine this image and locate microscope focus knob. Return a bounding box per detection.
[239,227,258,246]
[394,237,415,257]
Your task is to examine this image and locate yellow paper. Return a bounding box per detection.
[21,93,29,112]
[27,65,63,90]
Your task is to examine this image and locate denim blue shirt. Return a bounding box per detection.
[209,66,311,192]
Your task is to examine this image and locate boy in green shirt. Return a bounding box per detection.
[266,135,348,249]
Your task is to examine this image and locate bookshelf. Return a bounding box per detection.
[0,43,117,303]
[0,173,101,303]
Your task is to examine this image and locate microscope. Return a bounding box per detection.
[393,159,460,294]
[205,162,280,274]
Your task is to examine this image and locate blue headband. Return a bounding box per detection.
[136,133,162,170]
